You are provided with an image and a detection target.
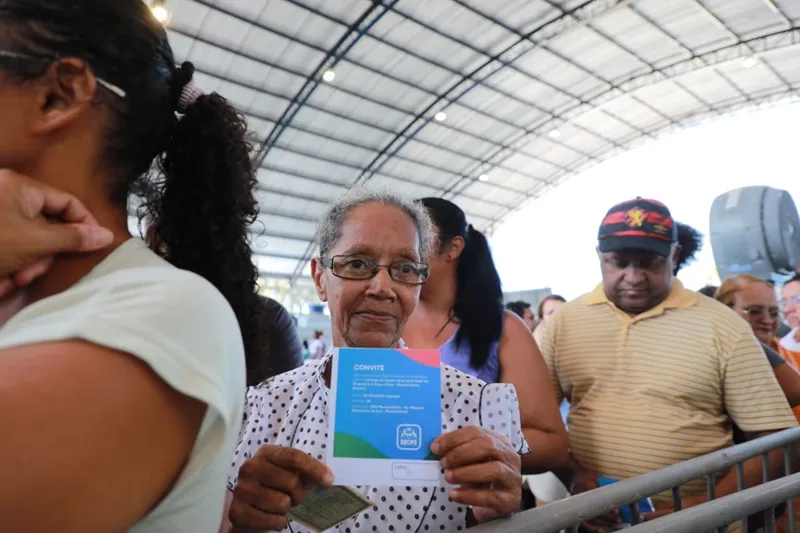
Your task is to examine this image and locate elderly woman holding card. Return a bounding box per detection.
[221,186,529,533]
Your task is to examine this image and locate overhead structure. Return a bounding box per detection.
[160,0,800,284]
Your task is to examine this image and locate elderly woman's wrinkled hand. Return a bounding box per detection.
[0,170,113,297]
[228,445,335,532]
[433,426,522,523]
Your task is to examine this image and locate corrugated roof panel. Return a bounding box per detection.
[164,0,800,282]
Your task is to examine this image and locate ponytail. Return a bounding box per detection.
[0,1,271,384]
[141,92,270,386]
[674,222,704,275]
[421,198,504,371]
[453,225,504,370]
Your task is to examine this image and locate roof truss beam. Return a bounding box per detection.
[173,29,568,172]
[484,89,800,233]
[446,25,800,210]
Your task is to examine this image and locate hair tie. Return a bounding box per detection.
[173,61,203,113]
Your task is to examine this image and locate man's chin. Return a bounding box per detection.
[616,295,652,313]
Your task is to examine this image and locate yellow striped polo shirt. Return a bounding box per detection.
[539,280,797,504]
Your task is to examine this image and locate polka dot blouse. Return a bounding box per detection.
[228,352,530,532]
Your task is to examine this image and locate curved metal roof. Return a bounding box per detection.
[159,0,800,284]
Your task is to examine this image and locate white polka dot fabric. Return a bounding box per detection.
[229,353,530,533]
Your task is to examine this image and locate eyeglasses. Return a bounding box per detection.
[0,50,126,99]
[321,255,430,286]
[779,295,800,308]
[740,306,779,320]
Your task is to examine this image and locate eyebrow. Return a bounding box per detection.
[339,246,420,262]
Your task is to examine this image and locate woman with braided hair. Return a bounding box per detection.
[0,1,266,531]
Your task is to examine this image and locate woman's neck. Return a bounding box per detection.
[420,274,457,314]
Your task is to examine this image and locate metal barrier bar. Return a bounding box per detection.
[624,472,800,533]
[469,427,800,533]
[788,444,797,533]
[736,463,747,532]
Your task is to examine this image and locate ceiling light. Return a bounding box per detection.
[478,174,489,182]
[151,1,170,24]
[434,111,447,122]
[741,56,758,69]
[322,69,336,82]
[549,129,561,139]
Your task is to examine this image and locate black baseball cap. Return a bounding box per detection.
[598,198,677,257]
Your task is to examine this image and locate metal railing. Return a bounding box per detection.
[470,427,800,533]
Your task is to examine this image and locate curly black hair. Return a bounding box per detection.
[142,93,270,386]
[0,0,269,383]
[674,222,704,275]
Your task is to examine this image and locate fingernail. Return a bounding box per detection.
[323,472,335,485]
[430,441,440,455]
[91,227,114,247]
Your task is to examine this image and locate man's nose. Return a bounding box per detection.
[623,266,647,284]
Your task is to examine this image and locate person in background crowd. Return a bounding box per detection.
[301,339,310,360]
[533,295,566,344]
[777,274,800,419]
[540,198,796,531]
[718,275,800,533]
[715,275,800,407]
[673,221,704,274]
[781,273,800,334]
[698,285,719,298]
[0,1,265,531]
[246,296,304,384]
[308,329,326,359]
[506,300,536,331]
[223,186,528,533]
[404,197,568,474]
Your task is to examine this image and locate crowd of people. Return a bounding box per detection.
[1,2,798,533]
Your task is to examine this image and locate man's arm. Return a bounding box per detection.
[711,331,798,501]
[712,431,786,500]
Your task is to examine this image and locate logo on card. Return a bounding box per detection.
[396,424,421,451]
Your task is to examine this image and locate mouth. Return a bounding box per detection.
[355,310,396,323]
[620,289,647,297]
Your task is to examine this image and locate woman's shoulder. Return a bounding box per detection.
[1,241,246,424]
[7,239,240,343]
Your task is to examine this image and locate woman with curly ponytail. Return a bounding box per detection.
[0,1,264,531]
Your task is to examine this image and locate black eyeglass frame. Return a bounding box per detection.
[0,50,126,98]
[320,255,430,286]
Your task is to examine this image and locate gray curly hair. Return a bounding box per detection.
[316,185,433,261]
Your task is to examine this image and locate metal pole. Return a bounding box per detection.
[469,429,800,533]
[788,443,797,533]
[736,463,747,533]
[624,473,800,533]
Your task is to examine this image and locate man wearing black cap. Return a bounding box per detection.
[596,197,680,315]
[538,198,796,530]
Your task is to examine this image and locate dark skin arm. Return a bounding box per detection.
[642,430,789,519]
[774,364,800,407]
[498,312,570,474]
[0,340,206,532]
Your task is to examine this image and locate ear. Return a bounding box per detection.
[448,236,466,261]
[30,58,99,136]
[671,244,682,268]
[310,258,328,302]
